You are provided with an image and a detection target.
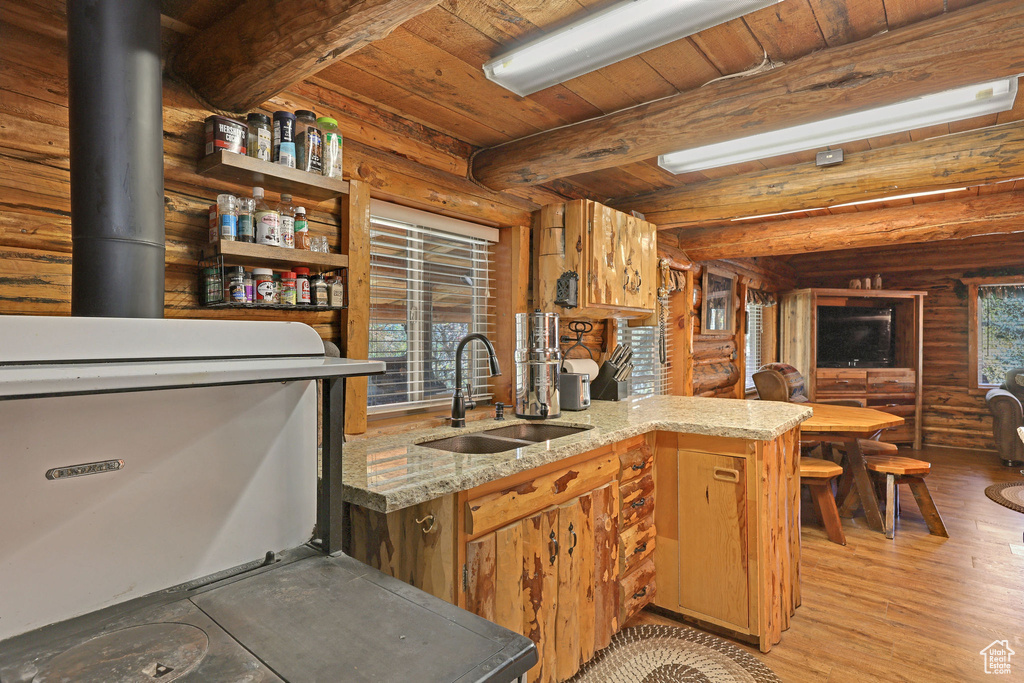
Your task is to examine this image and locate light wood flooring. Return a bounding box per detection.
[630,446,1024,682]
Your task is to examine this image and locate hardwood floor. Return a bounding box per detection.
[629,446,1024,681]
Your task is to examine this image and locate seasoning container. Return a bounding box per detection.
[328,273,345,309]
[311,273,328,306]
[204,115,246,157]
[273,111,297,168]
[295,110,323,174]
[317,117,344,179]
[227,266,246,303]
[278,194,296,249]
[271,274,281,304]
[293,267,311,305]
[202,267,223,305]
[281,271,298,306]
[254,268,274,304]
[294,206,310,250]
[246,113,272,162]
[216,194,237,241]
[243,270,254,303]
[253,187,280,247]
[237,196,255,243]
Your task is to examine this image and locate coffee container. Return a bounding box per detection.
[515,310,561,419]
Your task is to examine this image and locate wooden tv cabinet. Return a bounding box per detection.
[779,288,925,449]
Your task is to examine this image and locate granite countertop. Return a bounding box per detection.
[343,395,812,513]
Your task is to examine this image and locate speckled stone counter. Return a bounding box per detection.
[343,395,811,513]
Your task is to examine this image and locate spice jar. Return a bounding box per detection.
[293,267,311,305]
[202,267,223,305]
[311,273,328,306]
[243,270,254,303]
[317,117,344,179]
[246,113,272,162]
[273,111,297,168]
[281,271,298,306]
[237,196,255,243]
[217,194,237,241]
[227,266,246,303]
[294,206,310,250]
[295,110,323,174]
[253,268,274,304]
[328,273,345,309]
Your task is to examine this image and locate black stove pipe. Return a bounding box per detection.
[67,0,165,318]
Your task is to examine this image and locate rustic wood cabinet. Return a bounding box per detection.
[779,288,925,448]
[535,200,657,319]
[652,430,800,653]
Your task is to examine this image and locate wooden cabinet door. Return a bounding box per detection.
[676,450,750,630]
[586,201,626,310]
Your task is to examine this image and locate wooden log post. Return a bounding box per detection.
[342,179,370,434]
[173,0,442,113]
[470,0,1024,190]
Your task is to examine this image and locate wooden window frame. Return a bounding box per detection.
[966,275,1024,394]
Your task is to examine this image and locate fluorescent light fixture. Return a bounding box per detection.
[730,187,970,221]
[482,0,782,97]
[659,77,1019,174]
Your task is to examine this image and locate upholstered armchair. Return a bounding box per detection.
[985,367,1024,467]
[752,363,863,407]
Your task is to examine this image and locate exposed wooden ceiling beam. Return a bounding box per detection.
[611,121,1024,228]
[173,0,441,113]
[470,0,1024,191]
[674,190,1024,260]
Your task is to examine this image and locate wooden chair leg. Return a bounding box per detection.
[837,483,860,519]
[905,476,949,538]
[808,481,847,545]
[884,473,896,539]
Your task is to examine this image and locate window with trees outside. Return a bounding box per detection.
[744,303,764,391]
[367,211,496,413]
[969,280,1024,390]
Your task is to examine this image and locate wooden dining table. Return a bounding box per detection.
[800,403,905,533]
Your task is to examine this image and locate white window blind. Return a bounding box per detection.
[977,283,1024,386]
[616,324,671,396]
[745,303,764,391]
[367,216,496,413]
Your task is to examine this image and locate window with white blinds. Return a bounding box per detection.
[616,324,671,396]
[745,303,764,391]
[367,216,496,413]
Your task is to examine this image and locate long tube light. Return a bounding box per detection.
[482,0,782,97]
[659,77,1019,174]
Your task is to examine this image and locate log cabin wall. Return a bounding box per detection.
[787,233,1024,451]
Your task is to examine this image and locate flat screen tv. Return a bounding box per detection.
[817,306,896,368]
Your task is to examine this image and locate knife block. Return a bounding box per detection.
[591,362,629,401]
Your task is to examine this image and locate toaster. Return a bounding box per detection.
[559,372,591,411]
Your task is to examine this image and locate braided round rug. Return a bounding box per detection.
[567,624,781,683]
[985,482,1024,513]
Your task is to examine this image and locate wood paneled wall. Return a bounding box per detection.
[788,233,1024,451]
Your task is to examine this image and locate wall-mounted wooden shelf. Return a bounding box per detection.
[197,151,350,202]
[202,240,349,271]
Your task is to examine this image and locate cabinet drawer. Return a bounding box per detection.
[619,557,656,622]
[816,369,867,393]
[619,516,656,575]
[620,473,654,528]
[619,443,653,484]
[867,369,916,394]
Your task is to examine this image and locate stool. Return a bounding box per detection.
[800,457,846,545]
[864,455,948,539]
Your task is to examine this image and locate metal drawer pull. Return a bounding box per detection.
[568,522,578,557]
[713,467,740,483]
[549,530,558,564]
[885,379,900,383]
[633,587,648,599]
[631,463,645,471]
[835,380,851,384]
[631,497,647,508]
[633,542,648,555]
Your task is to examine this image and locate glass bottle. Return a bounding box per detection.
[227,266,246,303]
[216,194,237,241]
[246,113,272,162]
[253,187,280,247]
[317,116,343,178]
[295,110,323,174]
[294,206,310,250]
[328,273,345,309]
[237,196,255,243]
[278,194,296,249]
[311,273,328,306]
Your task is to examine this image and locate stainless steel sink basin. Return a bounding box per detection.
[483,424,592,442]
[417,434,533,454]
[418,424,592,454]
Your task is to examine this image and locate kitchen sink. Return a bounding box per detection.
[483,424,592,442]
[418,424,593,454]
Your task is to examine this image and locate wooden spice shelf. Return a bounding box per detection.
[202,240,349,270]
[202,302,345,311]
[197,150,350,202]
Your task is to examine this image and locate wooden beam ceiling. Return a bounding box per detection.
[173,0,442,113]
[469,0,1024,191]
[609,121,1024,228]
[674,189,1024,260]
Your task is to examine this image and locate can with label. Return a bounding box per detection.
[253,268,274,303]
[273,111,297,169]
[204,115,247,156]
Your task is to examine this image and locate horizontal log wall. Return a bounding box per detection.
[0,4,539,350]
[788,233,1024,451]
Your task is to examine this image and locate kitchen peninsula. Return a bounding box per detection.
[342,396,811,679]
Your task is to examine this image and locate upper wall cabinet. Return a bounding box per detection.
[535,201,657,320]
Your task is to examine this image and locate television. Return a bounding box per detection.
[817,306,896,368]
